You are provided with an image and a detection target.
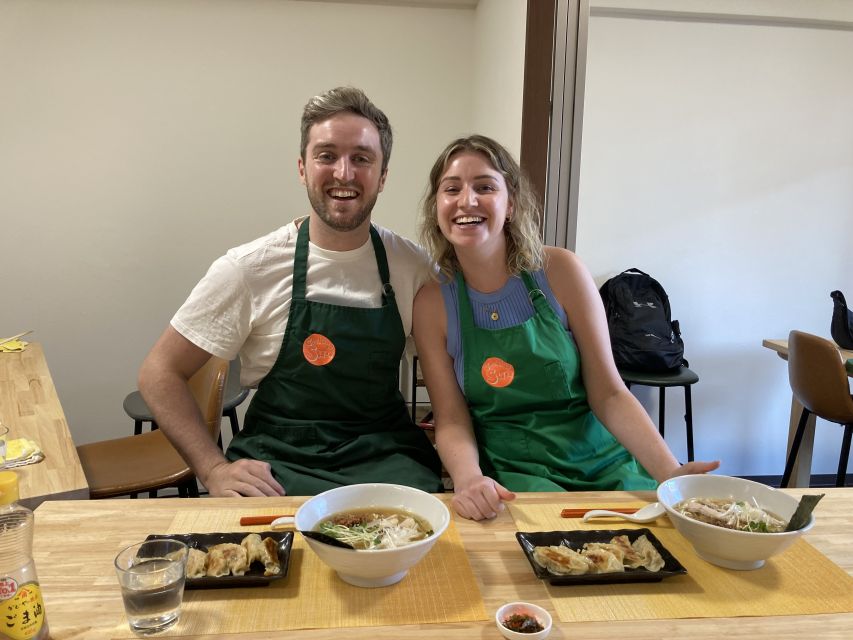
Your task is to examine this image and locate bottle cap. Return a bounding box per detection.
[0,471,20,505]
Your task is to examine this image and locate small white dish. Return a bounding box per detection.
[495,602,552,640]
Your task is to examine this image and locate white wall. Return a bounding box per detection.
[472,0,526,157]
[577,4,853,476]
[0,0,488,445]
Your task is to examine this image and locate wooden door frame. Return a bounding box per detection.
[520,0,557,215]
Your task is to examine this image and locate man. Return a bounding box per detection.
[139,87,442,497]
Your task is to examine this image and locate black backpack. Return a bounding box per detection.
[599,268,685,372]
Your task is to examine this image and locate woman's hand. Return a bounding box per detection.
[667,459,721,480]
[451,475,516,521]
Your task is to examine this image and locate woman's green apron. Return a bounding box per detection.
[227,219,443,495]
[457,271,655,492]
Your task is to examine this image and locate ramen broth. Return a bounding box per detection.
[315,507,433,550]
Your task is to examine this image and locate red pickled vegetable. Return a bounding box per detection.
[502,613,544,633]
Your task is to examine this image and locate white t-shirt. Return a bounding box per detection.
[171,219,433,388]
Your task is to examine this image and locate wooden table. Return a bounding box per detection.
[763,339,853,487]
[33,489,853,639]
[0,342,89,507]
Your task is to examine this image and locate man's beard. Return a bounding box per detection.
[306,185,378,232]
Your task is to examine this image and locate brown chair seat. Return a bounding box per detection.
[77,356,227,499]
[77,429,199,499]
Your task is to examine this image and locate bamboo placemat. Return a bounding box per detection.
[510,502,853,622]
[113,508,486,636]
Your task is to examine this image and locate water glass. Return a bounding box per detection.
[114,539,188,635]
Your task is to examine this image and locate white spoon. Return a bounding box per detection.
[269,516,294,529]
[581,502,665,524]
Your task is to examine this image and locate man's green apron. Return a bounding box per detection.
[457,271,656,492]
[226,219,443,495]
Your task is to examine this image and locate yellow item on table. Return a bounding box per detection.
[0,339,28,353]
[3,438,44,467]
[0,330,33,352]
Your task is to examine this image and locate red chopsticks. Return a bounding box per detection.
[239,515,293,526]
[560,507,639,518]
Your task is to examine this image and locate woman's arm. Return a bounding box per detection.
[543,248,719,481]
[412,283,515,519]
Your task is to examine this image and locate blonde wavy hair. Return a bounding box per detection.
[419,135,544,281]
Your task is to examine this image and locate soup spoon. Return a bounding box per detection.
[269,517,355,549]
[581,502,665,524]
[299,530,355,550]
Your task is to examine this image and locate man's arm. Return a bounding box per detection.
[138,326,285,497]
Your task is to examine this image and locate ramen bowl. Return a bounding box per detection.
[657,474,814,570]
[294,483,450,587]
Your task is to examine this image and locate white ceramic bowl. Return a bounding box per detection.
[657,474,814,570]
[294,483,450,587]
[495,602,552,640]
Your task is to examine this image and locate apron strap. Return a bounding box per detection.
[293,217,310,302]
[369,225,395,304]
[455,271,477,333]
[520,271,552,316]
[294,220,394,304]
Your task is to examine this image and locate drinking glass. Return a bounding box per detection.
[114,539,188,635]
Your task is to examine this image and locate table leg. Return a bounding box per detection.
[784,395,816,488]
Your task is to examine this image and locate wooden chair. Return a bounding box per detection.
[781,330,853,488]
[77,357,228,499]
[123,358,249,448]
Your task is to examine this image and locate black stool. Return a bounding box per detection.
[124,358,249,447]
[619,365,699,461]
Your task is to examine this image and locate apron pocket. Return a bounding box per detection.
[368,350,399,404]
[543,361,573,398]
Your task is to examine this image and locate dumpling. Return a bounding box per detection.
[207,543,249,577]
[582,547,624,574]
[583,541,626,564]
[260,537,282,576]
[240,534,282,576]
[607,535,645,569]
[186,548,208,579]
[241,534,265,565]
[532,545,591,575]
[631,535,665,572]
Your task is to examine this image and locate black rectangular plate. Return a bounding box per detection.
[515,528,686,585]
[145,531,293,589]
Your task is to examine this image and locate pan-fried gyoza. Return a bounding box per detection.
[532,534,664,575]
[183,534,282,579]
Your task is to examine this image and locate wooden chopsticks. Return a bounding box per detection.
[560,507,639,518]
[239,514,293,526]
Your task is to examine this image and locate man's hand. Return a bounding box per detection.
[451,475,516,521]
[203,459,287,497]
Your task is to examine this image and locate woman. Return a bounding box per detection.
[413,135,719,521]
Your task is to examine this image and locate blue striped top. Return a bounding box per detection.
[440,270,570,388]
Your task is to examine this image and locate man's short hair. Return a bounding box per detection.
[300,87,392,173]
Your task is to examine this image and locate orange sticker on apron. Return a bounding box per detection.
[481,357,515,388]
[303,333,335,366]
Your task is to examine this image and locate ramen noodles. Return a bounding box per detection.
[315,507,433,550]
[673,497,786,533]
